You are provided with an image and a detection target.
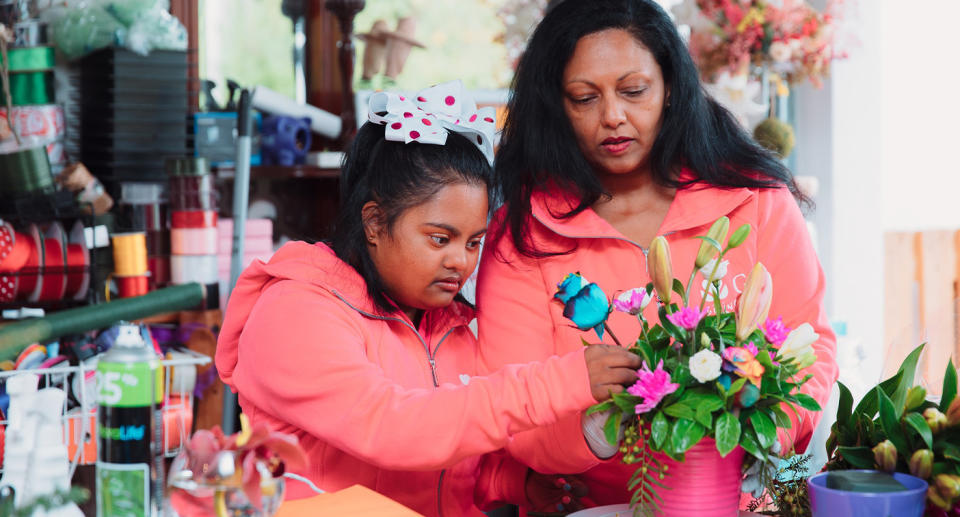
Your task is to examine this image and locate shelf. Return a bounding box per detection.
[218,165,340,180]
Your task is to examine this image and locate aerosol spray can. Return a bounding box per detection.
[96,324,164,517]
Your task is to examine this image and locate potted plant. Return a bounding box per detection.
[555,217,821,516]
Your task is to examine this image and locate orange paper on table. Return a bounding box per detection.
[275,485,423,517]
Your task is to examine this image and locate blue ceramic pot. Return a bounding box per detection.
[807,470,927,517]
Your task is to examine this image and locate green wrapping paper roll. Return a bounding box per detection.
[0,283,206,361]
[0,46,56,71]
[10,71,55,105]
[0,146,54,194]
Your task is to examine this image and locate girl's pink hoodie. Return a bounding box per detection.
[476,179,838,505]
[216,241,599,516]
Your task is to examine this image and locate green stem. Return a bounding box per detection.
[604,322,625,348]
[684,268,697,307]
[637,314,651,345]
[698,251,727,312]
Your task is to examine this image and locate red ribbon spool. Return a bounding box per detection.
[0,223,31,272]
[116,274,149,298]
[64,243,87,298]
[171,210,217,229]
[39,236,66,301]
[16,225,42,301]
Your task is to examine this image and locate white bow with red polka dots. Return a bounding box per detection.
[368,80,497,165]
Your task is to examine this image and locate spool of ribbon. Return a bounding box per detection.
[171,210,217,229]
[1,46,55,70]
[118,202,167,232]
[0,146,54,196]
[171,227,218,255]
[9,71,54,105]
[165,157,209,176]
[38,222,67,302]
[111,232,149,276]
[17,224,43,301]
[169,175,217,211]
[162,395,194,452]
[0,221,30,272]
[108,274,149,300]
[13,343,47,370]
[148,255,171,288]
[146,230,170,256]
[367,80,497,165]
[0,105,64,145]
[171,255,218,284]
[166,351,198,395]
[65,221,90,301]
[66,409,97,466]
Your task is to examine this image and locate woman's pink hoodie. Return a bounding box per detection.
[216,241,599,516]
[476,179,838,505]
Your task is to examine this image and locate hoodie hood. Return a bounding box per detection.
[216,241,474,387]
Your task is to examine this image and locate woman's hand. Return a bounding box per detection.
[525,471,590,515]
[583,344,642,402]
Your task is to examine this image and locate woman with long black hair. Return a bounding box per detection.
[476,0,837,506]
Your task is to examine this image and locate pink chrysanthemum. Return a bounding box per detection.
[665,306,710,330]
[627,360,679,414]
[762,317,790,346]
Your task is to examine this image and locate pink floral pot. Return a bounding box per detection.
[646,438,745,517]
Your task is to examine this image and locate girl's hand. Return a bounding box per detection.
[525,471,590,515]
[583,344,642,402]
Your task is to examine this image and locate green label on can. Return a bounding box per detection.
[96,461,149,517]
[97,361,163,407]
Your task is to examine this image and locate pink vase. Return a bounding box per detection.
[646,438,745,517]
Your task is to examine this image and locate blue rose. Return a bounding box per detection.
[554,272,589,304]
[562,282,610,339]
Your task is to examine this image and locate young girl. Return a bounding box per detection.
[215,82,641,516]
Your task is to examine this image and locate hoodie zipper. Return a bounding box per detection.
[331,291,464,517]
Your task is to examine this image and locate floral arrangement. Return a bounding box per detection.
[672,0,850,88]
[555,217,821,513]
[825,344,960,515]
[168,414,307,517]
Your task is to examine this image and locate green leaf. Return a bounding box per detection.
[836,382,853,433]
[612,392,642,415]
[725,377,747,403]
[904,412,934,449]
[671,418,706,453]
[794,393,822,411]
[749,411,777,449]
[942,360,958,413]
[890,344,926,418]
[672,278,686,302]
[580,336,592,347]
[771,405,793,430]
[838,446,876,469]
[943,445,960,463]
[586,400,614,416]
[651,411,669,450]
[664,403,697,421]
[632,340,656,369]
[878,389,910,454]
[854,386,884,420]
[603,410,622,446]
[658,305,687,344]
[738,429,765,461]
[715,412,741,457]
[694,235,722,254]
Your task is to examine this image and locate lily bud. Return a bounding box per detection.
[905,386,927,411]
[947,398,960,427]
[735,263,772,343]
[872,440,897,473]
[935,473,960,501]
[695,217,729,269]
[925,407,949,434]
[727,223,751,249]
[929,486,952,510]
[648,236,673,306]
[910,449,933,479]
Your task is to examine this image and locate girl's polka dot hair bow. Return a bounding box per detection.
[368,80,497,165]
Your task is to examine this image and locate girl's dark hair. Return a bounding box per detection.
[332,121,492,313]
[496,0,804,257]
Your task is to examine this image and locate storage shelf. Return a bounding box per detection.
[218,165,340,180]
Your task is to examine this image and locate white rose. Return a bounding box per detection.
[769,41,792,63]
[689,349,723,383]
[699,258,729,282]
[778,323,819,369]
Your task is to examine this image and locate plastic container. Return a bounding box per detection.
[807,470,927,517]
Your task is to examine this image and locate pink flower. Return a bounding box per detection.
[627,360,679,414]
[744,341,758,357]
[665,306,709,330]
[762,317,790,346]
[612,288,649,315]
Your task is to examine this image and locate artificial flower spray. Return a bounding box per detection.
[96,324,165,517]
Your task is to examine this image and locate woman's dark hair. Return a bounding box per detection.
[332,121,492,313]
[496,0,804,257]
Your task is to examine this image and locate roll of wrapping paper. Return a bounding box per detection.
[1,46,55,70]
[0,146,54,195]
[0,283,207,359]
[111,232,148,276]
[10,71,55,105]
[170,227,218,255]
[0,105,65,143]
